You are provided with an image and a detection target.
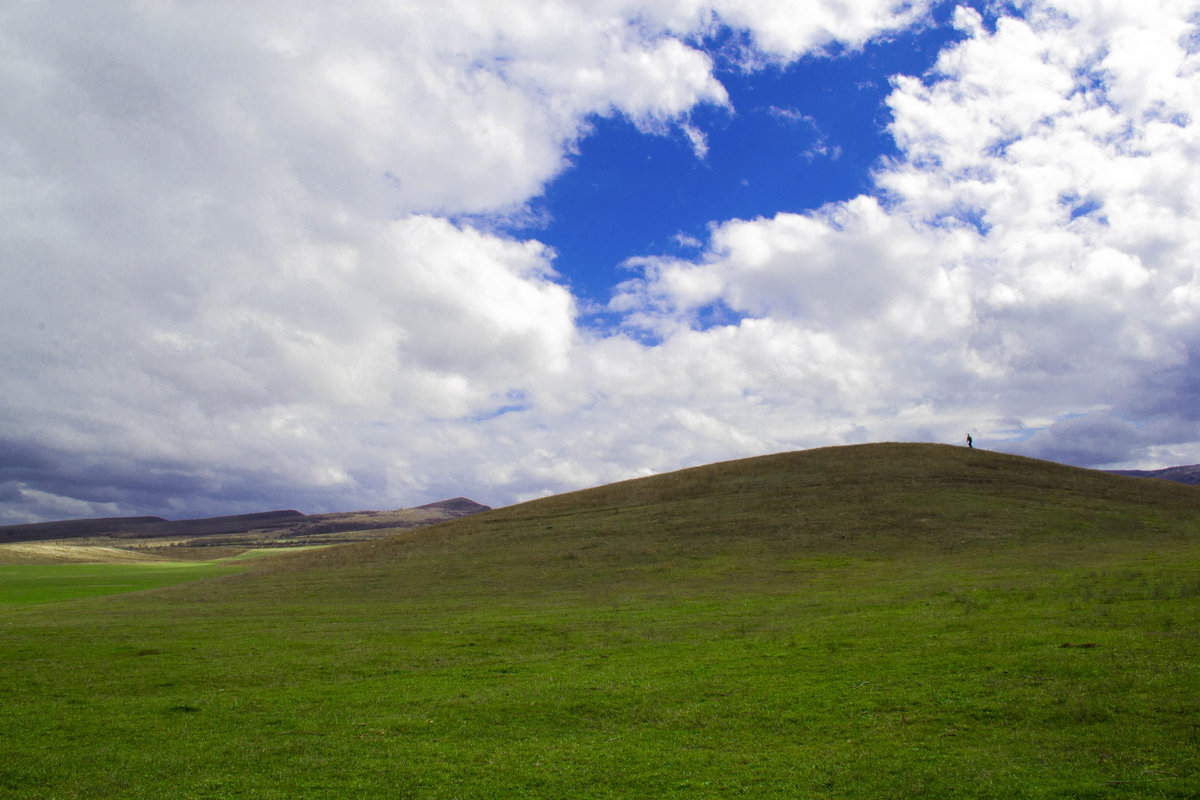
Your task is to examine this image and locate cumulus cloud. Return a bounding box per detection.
[2,0,1197,523]
[1,0,928,522]
[615,1,1200,469]
[712,0,929,59]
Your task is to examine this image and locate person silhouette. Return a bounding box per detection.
[966,433,973,449]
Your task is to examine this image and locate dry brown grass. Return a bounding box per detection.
[0,542,174,565]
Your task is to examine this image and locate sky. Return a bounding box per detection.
[3,0,1200,523]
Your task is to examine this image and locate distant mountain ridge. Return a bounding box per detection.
[1106,464,1200,485]
[416,497,491,515]
[0,500,490,546]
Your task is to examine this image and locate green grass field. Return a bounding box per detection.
[1,444,1197,798]
[0,560,249,606]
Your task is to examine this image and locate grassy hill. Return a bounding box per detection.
[1,443,1197,798]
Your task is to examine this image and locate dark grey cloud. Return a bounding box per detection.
[0,436,394,525]
[0,483,25,505]
[1000,414,1146,468]
[1125,343,1200,422]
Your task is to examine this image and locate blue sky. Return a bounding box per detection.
[535,4,975,306]
[2,0,1199,522]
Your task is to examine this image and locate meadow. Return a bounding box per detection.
[1,444,1197,798]
[0,559,242,605]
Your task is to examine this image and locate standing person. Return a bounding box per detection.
[966,433,973,449]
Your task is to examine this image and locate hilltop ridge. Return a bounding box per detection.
[289,442,1200,579]
[490,442,1198,521]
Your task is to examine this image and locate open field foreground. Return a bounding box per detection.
[1,443,1198,798]
[0,549,294,605]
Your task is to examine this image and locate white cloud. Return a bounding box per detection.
[1,0,926,519]
[708,0,931,60]
[3,0,1198,522]
[615,0,1200,469]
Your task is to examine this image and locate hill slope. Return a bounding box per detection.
[1,443,1198,799]
[285,442,1200,583]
